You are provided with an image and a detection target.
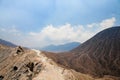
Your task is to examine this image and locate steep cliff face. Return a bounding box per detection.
[48,27,120,78]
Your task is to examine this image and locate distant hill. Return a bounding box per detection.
[0,39,16,47]
[41,42,80,52]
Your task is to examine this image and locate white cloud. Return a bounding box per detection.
[87,23,96,28]
[0,17,116,48]
[100,17,116,29]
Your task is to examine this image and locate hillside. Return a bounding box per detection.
[44,27,120,79]
[0,39,16,47]
[70,27,120,77]
[0,44,98,80]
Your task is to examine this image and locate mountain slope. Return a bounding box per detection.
[0,39,16,47]
[45,27,120,79]
[0,45,117,80]
[0,27,120,80]
[41,42,80,52]
[69,27,120,77]
[0,44,97,80]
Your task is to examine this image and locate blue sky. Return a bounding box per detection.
[0,0,120,48]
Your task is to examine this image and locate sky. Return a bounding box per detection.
[0,0,120,48]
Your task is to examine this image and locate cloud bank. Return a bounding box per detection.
[0,17,116,48]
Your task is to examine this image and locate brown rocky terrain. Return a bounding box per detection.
[70,27,120,78]
[44,27,120,79]
[0,45,118,80]
[70,27,120,77]
[0,27,120,80]
[0,44,95,80]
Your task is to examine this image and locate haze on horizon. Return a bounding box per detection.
[0,0,120,48]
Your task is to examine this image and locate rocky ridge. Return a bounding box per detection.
[0,44,95,80]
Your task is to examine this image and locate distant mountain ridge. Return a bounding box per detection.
[0,39,16,47]
[41,42,80,52]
